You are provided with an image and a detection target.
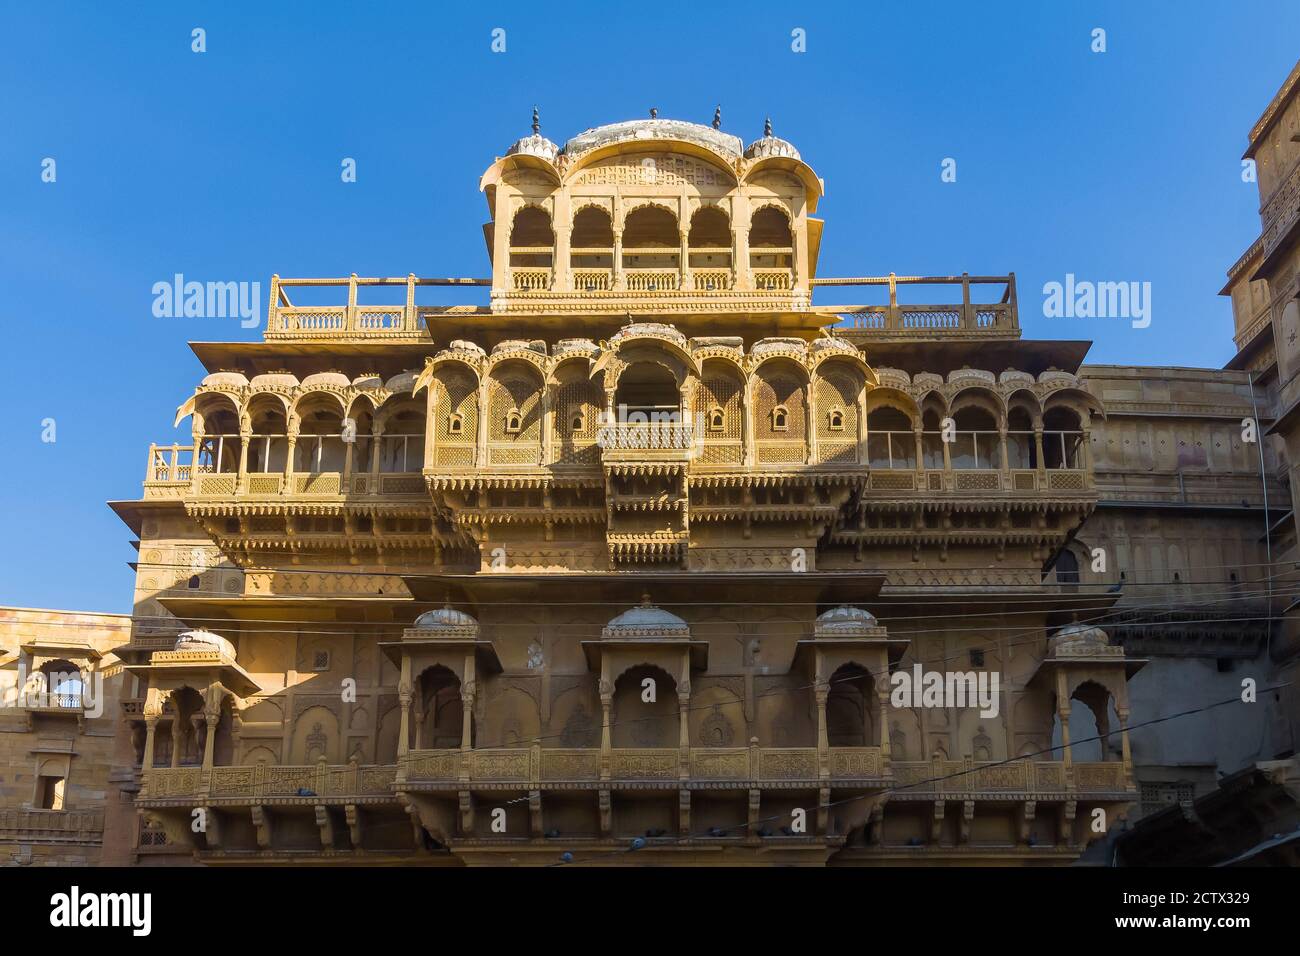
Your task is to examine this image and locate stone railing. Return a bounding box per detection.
[890,759,1128,795]
[0,808,104,842]
[401,746,884,785]
[815,274,1019,339]
[142,762,397,801]
[263,275,488,342]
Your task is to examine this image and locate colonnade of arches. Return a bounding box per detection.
[507,201,794,292]
[189,391,429,484]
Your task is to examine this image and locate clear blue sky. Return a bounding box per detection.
[1,1,1296,613]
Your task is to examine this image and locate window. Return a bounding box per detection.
[571,411,585,432]
[36,775,66,811]
[188,575,201,589]
[1055,550,1080,585]
[505,408,522,434]
[312,650,331,672]
[448,412,463,435]
[708,407,725,432]
[828,407,845,431]
[772,406,789,431]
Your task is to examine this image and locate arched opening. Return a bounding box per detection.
[612,665,678,748]
[622,206,680,290]
[376,399,426,473]
[921,408,945,468]
[867,406,915,469]
[550,363,603,465]
[571,206,614,290]
[827,663,875,747]
[38,659,84,709]
[246,397,289,475]
[169,687,206,767]
[749,206,793,288]
[294,396,347,475]
[688,206,732,289]
[195,399,240,475]
[1043,407,1084,469]
[1006,406,1038,468]
[508,206,554,265]
[950,406,998,469]
[1051,681,1119,763]
[614,361,680,423]
[1054,549,1081,586]
[416,665,465,750]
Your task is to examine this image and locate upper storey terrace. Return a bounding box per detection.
[259,112,1022,348]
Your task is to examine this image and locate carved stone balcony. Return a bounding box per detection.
[138,762,397,806]
[0,808,104,844]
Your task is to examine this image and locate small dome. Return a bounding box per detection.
[1050,622,1110,655]
[249,372,300,389]
[175,629,236,659]
[744,118,800,160]
[603,595,690,637]
[352,373,384,388]
[413,604,478,630]
[817,605,878,628]
[506,107,559,163]
[300,371,351,390]
[384,369,420,393]
[201,370,249,388]
[563,115,744,161]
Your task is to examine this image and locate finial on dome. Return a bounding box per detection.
[764,116,773,137]
[650,107,658,119]
[531,106,540,135]
[712,105,722,129]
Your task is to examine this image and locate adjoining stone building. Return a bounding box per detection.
[3,64,1298,866]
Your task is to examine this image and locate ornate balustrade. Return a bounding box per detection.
[814,274,1019,340]
[890,758,1128,796]
[0,808,104,842]
[141,763,397,803]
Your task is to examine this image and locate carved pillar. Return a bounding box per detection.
[678,229,690,290]
[1055,669,1073,772]
[743,378,756,467]
[804,382,817,464]
[1080,424,1093,487]
[914,426,925,474]
[461,652,476,753]
[370,422,385,480]
[476,382,489,467]
[815,680,830,780]
[142,716,158,780]
[554,224,571,291]
[733,195,751,291]
[1034,426,1046,479]
[237,427,250,493]
[599,677,613,782]
[201,708,219,771]
[283,423,298,485]
[170,717,182,768]
[612,229,624,290]
[1117,705,1134,787]
[877,685,891,768]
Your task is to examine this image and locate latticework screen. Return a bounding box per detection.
[432,369,477,467]
[551,378,602,465]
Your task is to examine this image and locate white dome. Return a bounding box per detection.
[249,372,300,389]
[814,606,882,638]
[413,605,478,630]
[563,116,743,161]
[175,629,236,659]
[744,119,800,160]
[603,596,689,638]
